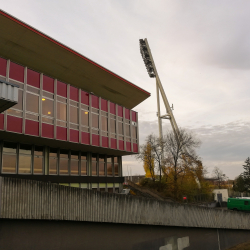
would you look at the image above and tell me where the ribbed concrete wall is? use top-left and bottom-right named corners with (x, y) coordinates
top-left (0, 177), bottom-right (250, 230)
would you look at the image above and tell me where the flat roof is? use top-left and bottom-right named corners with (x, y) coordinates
top-left (0, 10), bottom-right (150, 109)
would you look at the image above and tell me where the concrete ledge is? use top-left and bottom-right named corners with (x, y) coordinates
top-left (0, 177), bottom-right (250, 230)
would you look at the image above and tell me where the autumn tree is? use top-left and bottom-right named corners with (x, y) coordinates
top-left (212, 167), bottom-right (227, 189)
top-left (233, 175), bottom-right (246, 192)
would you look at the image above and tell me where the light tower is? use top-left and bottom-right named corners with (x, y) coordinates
top-left (139, 38), bottom-right (179, 138)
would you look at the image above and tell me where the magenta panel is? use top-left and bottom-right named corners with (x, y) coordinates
top-left (70, 129), bottom-right (79, 143)
top-left (92, 134), bottom-right (99, 146)
top-left (101, 99), bottom-right (108, 112)
top-left (70, 86), bottom-right (78, 102)
top-left (81, 91), bottom-right (89, 105)
top-left (102, 136), bottom-right (108, 148)
top-left (27, 69), bottom-right (40, 88)
top-left (110, 102), bottom-right (116, 115)
top-left (119, 140), bottom-right (124, 151)
top-left (133, 143), bottom-right (138, 153)
top-left (0, 114), bottom-right (4, 130)
top-left (132, 111), bottom-right (137, 122)
top-left (126, 142), bottom-right (131, 152)
top-left (57, 126), bottom-right (67, 141)
top-left (125, 109), bottom-right (130, 120)
top-left (81, 132), bottom-right (90, 145)
top-left (111, 138), bottom-right (117, 149)
top-left (9, 62), bottom-right (24, 82)
top-left (7, 116), bottom-right (22, 133)
top-left (25, 119), bottom-right (39, 136)
top-left (57, 81), bottom-right (67, 97)
top-left (0, 57), bottom-right (7, 76)
top-left (42, 123), bottom-right (54, 138)
top-left (118, 106), bottom-right (123, 117)
top-left (43, 75), bottom-right (54, 93)
top-left (92, 95), bottom-right (99, 109)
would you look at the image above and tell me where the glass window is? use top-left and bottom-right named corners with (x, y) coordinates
top-left (92, 183), bottom-right (98, 189)
top-left (125, 124), bottom-right (130, 137)
top-left (99, 156), bottom-right (105, 176)
top-left (92, 156), bottom-right (97, 176)
top-left (92, 113), bottom-right (99, 128)
top-left (118, 122), bottom-right (123, 135)
top-left (7, 109), bottom-right (23, 117)
top-left (107, 157), bottom-right (113, 176)
top-left (19, 144), bottom-right (32, 174)
top-left (70, 105), bottom-right (78, 124)
top-left (60, 153), bottom-right (69, 175)
top-left (26, 93), bottom-right (39, 114)
top-left (42, 98), bottom-right (54, 117)
top-left (34, 146), bottom-right (43, 174)
top-left (26, 113), bottom-right (39, 121)
top-left (57, 102), bottom-right (67, 121)
top-left (101, 116), bottom-right (108, 131)
top-left (2, 142), bottom-right (17, 173)
top-left (49, 150), bottom-right (58, 175)
top-left (132, 126), bottom-right (137, 139)
top-left (71, 152), bottom-right (79, 175)
top-left (81, 110), bottom-right (89, 127)
top-left (110, 119), bottom-right (116, 134)
top-left (114, 157), bottom-right (119, 176)
top-left (71, 183), bottom-right (80, 188)
top-left (99, 183), bottom-right (106, 192)
top-left (13, 89), bottom-right (23, 110)
top-left (81, 155), bottom-right (87, 175)
top-left (80, 183), bottom-right (88, 189)
top-left (42, 117), bottom-right (54, 124)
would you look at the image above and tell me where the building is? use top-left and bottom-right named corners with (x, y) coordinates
top-left (0, 10), bottom-right (150, 193)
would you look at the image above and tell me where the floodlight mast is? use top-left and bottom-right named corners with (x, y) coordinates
top-left (139, 38), bottom-right (179, 138)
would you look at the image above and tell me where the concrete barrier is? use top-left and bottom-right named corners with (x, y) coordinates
top-left (0, 177), bottom-right (250, 230)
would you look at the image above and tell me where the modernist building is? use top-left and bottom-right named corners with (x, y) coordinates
top-left (0, 10), bottom-right (150, 193)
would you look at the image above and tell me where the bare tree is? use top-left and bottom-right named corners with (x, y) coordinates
top-left (212, 167), bottom-right (227, 189)
top-left (163, 128), bottom-right (201, 198)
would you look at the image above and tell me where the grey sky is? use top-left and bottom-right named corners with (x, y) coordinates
top-left (1, 0), bottom-right (250, 178)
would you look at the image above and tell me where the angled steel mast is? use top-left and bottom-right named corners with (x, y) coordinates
top-left (139, 38), bottom-right (179, 138)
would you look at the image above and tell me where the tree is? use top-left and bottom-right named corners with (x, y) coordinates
top-left (212, 167), bottom-right (227, 189)
top-left (162, 128), bottom-right (201, 199)
top-left (233, 175), bottom-right (246, 192)
top-left (242, 157), bottom-right (250, 191)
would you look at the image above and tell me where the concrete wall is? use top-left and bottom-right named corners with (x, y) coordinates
top-left (1, 177), bottom-right (250, 230)
top-left (213, 189), bottom-right (229, 202)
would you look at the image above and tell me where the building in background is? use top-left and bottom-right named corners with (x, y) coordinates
top-left (0, 10), bottom-right (150, 193)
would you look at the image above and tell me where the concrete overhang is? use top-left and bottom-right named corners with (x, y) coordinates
top-left (0, 79), bottom-right (19, 113)
top-left (0, 10), bottom-right (150, 109)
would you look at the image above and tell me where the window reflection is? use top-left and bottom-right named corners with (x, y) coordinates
top-left (70, 106), bottom-right (78, 124)
top-left (26, 93), bottom-right (39, 114)
top-left (99, 156), bottom-right (105, 176)
top-left (110, 119), bottom-right (116, 134)
top-left (132, 126), bottom-right (137, 139)
top-left (114, 157), bottom-right (119, 176)
top-left (2, 142), bottom-right (17, 173)
top-left (107, 157), bottom-right (113, 176)
top-left (118, 122), bottom-right (123, 135)
top-left (49, 150), bottom-right (58, 175)
top-left (19, 144), bottom-right (32, 174)
top-left (92, 156), bottom-right (97, 176)
top-left (71, 153), bottom-right (79, 175)
top-left (125, 124), bottom-right (130, 137)
top-left (101, 116), bottom-right (108, 131)
top-left (60, 153), bottom-right (69, 175)
top-left (81, 155), bottom-right (87, 175)
top-left (57, 102), bottom-right (67, 121)
top-left (34, 147), bottom-right (43, 174)
top-left (92, 113), bottom-right (99, 128)
top-left (42, 98), bottom-right (54, 117)
top-left (81, 110), bottom-right (89, 127)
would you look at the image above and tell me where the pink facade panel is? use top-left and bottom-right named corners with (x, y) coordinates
top-left (57, 126), bottom-right (67, 141)
top-left (7, 116), bottom-right (22, 133)
top-left (9, 62), bottom-right (24, 82)
top-left (81, 91), bottom-right (89, 105)
top-left (132, 111), bottom-right (137, 122)
top-left (0, 57), bottom-right (7, 76)
top-left (70, 86), bottom-right (78, 101)
top-left (101, 99), bottom-right (108, 112)
top-left (42, 123), bottom-right (54, 138)
top-left (70, 129), bottom-right (79, 143)
top-left (111, 138), bottom-right (117, 149)
top-left (126, 142), bottom-right (131, 152)
top-left (81, 132), bottom-right (90, 145)
top-left (133, 143), bottom-right (138, 153)
top-left (119, 140), bottom-right (124, 151)
top-left (0, 114), bottom-right (4, 130)
top-left (117, 106), bottom-right (123, 117)
top-left (109, 102), bottom-right (116, 115)
top-left (102, 136), bottom-right (108, 148)
top-left (125, 108), bottom-right (130, 120)
top-left (92, 95), bottom-right (99, 109)
top-left (25, 119), bottom-right (39, 136)
top-left (43, 75), bottom-right (54, 93)
top-left (92, 134), bottom-right (99, 146)
top-left (57, 81), bottom-right (67, 97)
top-left (27, 69), bottom-right (40, 88)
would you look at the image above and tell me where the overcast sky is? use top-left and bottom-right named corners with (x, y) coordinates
top-left (1, 1), bottom-right (250, 179)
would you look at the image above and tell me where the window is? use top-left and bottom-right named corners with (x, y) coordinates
top-left (81, 104), bottom-right (89, 128)
top-left (7, 89), bottom-right (23, 117)
top-left (107, 157), bottom-right (113, 176)
top-left (71, 152), bottom-right (79, 175)
top-left (57, 97), bottom-right (67, 127)
top-left (42, 98), bottom-right (54, 117)
top-left (19, 144), bottom-right (32, 174)
top-left (81, 155), bottom-right (87, 175)
top-left (125, 124), bottom-right (130, 137)
top-left (92, 156), bottom-right (97, 175)
top-left (49, 150), bottom-right (58, 175)
top-left (114, 157), bottom-right (119, 176)
top-left (118, 122), bottom-right (123, 136)
top-left (99, 156), bottom-right (105, 176)
top-left (60, 151), bottom-right (69, 175)
top-left (92, 113), bottom-right (99, 129)
top-left (26, 93), bottom-right (39, 114)
top-left (2, 142), bottom-right (17, 173)
top-left (70, 100), bottom-right (79, 129)
top-left (34, 146), bottom-right (43, 174)
top-left (132, 126), bottom-right (137, 139)
top-left (110, 119), bottom-right (116, 134)
top-left (244, 201), bottom-right (249, 205)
